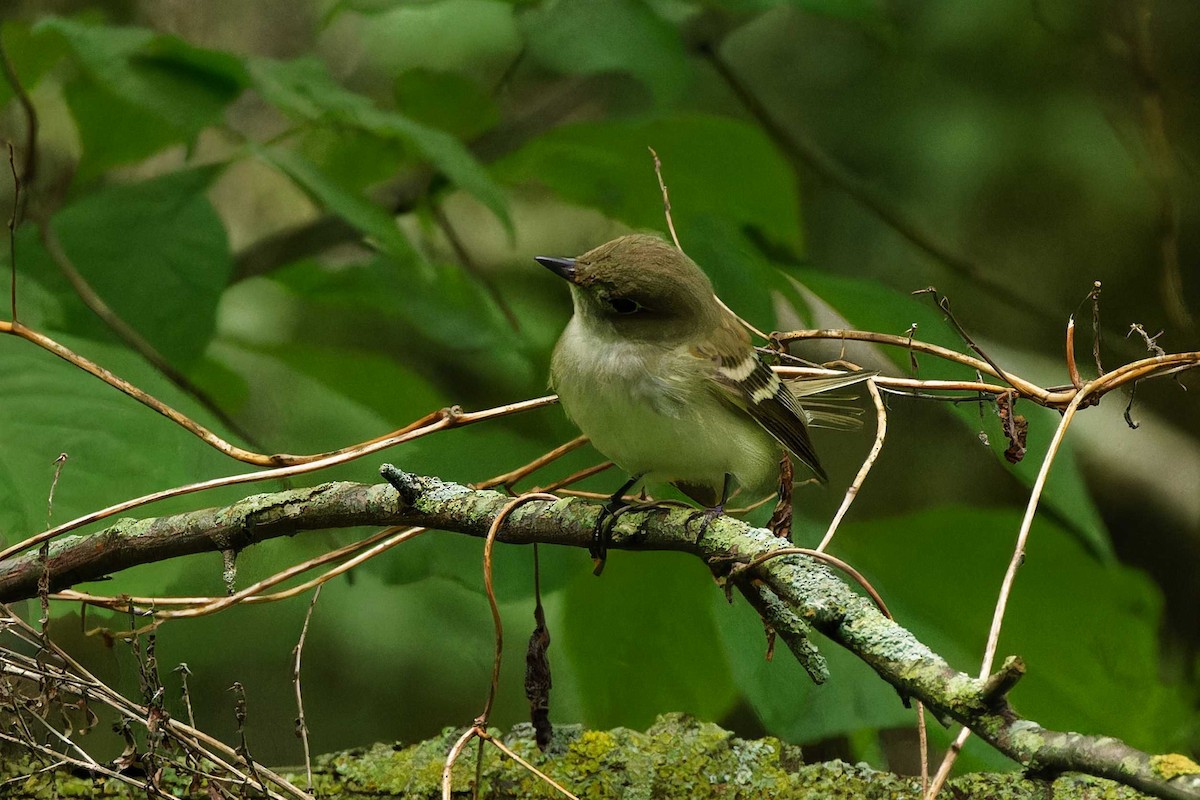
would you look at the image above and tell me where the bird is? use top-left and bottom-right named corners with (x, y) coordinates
top-left (536, 233), bottom-right (867, 573)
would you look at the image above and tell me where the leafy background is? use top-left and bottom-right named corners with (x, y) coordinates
top-left (1, 0), bottom-right (1197, 774)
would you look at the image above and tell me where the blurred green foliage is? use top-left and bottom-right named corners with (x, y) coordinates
top-left (0, 0), bottom-right (1196, 775)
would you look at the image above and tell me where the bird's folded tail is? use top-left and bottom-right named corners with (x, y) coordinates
top-left (785, 371), bottom-right (878, 430)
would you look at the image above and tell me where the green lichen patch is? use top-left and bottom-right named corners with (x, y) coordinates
top-left (1150, 753), bottom-right (1200, 780)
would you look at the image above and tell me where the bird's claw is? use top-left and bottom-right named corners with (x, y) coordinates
top-left (591, 499), bottom-right (681, 575)
top-left (590, 500), bottom-right (626, 576)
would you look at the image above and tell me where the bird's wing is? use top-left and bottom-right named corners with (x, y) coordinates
top-left (693, 316), bottom-right (828, 483)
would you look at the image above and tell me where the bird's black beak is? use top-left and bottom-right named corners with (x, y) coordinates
top-left (535, 255), bottom-right (577, 283)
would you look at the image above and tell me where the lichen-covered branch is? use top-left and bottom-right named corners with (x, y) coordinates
top-left (0, 468), bottom-right (1196, 800)
top-left (0, 714), bottom-right (1172, 800)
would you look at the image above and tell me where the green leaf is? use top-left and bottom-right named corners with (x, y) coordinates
top-left (518, 0), bottom-right (690, 104)
top-left (62, 79), bottom-right (184, 184)
top-left (248, 56), bottom-right (512, 232)
top-left (0, 333), bottom-right (252, 594)
top-left (680, 217), bottom-right (798, 331)
top-left (258, 146), bottom-right (422, 266)
top-left (36, 17), bottom-right (245, 139)
top-left (265, 343), bottom-right (446, 426)
top-left (560, 552), bottom-right (739, 729)
top-left (833, 506), bottom-right (1192, 752)
top-left (273, 256), bottom-right (516, 351)
top-left (697, 0), bottom-right (886, 20)
top-left (495, 115), bottom-right (804, 253)
top-left (49, 167), bottom-right (233, 367)
top-left (209, 341), bottom-right (395, 460)
top-left (976, 405), bottom-right (1110, 559)
top-left (394, 69), bottom-right (499, 141)
top-left (0, 21), bottom-right (69, 110)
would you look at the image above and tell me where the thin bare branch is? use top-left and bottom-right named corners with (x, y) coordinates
top-left (815, 375), bottom-right (886, 553)
top-left (292, 586), bottom-right (321, 793)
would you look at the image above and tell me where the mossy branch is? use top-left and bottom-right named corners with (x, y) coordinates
top-left (0, 468), bottom-right (1196, 800)
top-left (0, 714), bottom-right (1175, 800)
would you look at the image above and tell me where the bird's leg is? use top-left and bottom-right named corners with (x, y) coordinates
top-left (591, 473), bottom-right (644, 576)
top-left (767, 452), bottom-right (794, 542)
top-left (686, 473), bottom-right (734, 543)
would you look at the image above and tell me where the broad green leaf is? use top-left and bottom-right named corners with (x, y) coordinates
top-left (35, 17), bottom-right (245, 140)
top-left (0, 333), bottom-right (254, 595)
top-left (560, 552), bottom-right (739, 729)
top-left (258, 146), bottom-right (422, 266)
top-left (326, 0), bottom-right (521, 82)
top-left (495, 115), bottom-right (804, 253)
top-left (793, 269), bottom-right (1111, 558)
top-left (273, 256), bottom-right (517, 351)
top-left (49, 167), bottom-right (233, 367)
top-left (209, 341), bottom-right (395, 463)
top-left (394, 69), bottom-right (499, 141)
top-left (833, 506), bottom-right (1191, 752)
top-left (63, 79), bottom-right (184, 184)
top-left (265, 344), bottom-right (446, 426)
top-left (247, 56), bottom-right (512, 232)
top-left (681, 216), bottom-right (800, 331)
top-left (518, 0), bottom-right (690, 104)
top-left (0, 21), bottom-right (69, 110)
top-left (698, 0), bottom-right (887, 21)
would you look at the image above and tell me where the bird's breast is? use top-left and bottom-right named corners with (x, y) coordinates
top-left (550, 320), bottom-right (778, 496)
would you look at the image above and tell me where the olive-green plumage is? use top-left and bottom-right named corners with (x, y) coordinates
top-left (538, 234), bottom-right (870, 509)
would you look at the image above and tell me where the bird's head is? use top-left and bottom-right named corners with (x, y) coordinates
top-left (535, 234), bottom-right (720, 342)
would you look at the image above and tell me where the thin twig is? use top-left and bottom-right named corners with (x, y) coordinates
top-left (649, 147), bottom-right (681, 250)
top-left (1, 605), bottom-right (310, 800)
top-left (45, 452), bottom-right (67, 526)
top-left (479, 730), bottom-right (581, 800)
top-left (0, 314), bottom-right (523, 469)
top-left (535, 461), bottom-right (614, 493)
top-left (774, 328), bottom-right (1048, 400)
top-left (1090, 281), bottom-right (1104, 376)
top-left (701, 45), bottom-right (1058, 323)
top-left (1066, 317), bottom-right (1083, 389)
top-left (0, 36), bottom-right (37, 187)
top-left (927, 386), bottom-right (1090, 797)
top-left (292, 586), bottom-right (321, 792)
top-left (0, 396), bottom-right (557, 563)
top-left (479, 494), bottom-right (557, 724)
top-left (142, 527), bottom-right (426, 628)
top-left (476, 435), bottom-right (589, 490)
top-left (6, 143), bottom-right (17, 321)
top-left (431, 201), bottom-right (521, 331)
top-left (912, 287), bottom-right (1023, 392)
top-left (442, 726), bottom-right (480, 800)
top-left (815, 375), bottom-right (886, 553)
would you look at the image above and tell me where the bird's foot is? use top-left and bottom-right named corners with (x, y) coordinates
top-left (591, 499), bottom-right (684, 575)
top-left (590, 499), bottom-right (626, 576)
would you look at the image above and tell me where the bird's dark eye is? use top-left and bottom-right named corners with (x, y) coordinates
top-left (609, 297), bottom-right (642, 315)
